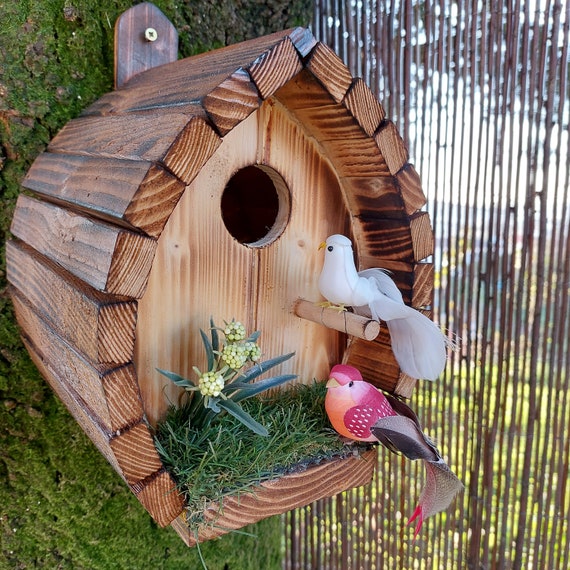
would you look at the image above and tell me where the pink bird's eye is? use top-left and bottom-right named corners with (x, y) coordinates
top-left (348, 381), bottom-right (354, 387)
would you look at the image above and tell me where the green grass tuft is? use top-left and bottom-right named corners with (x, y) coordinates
top-left (155, 381), bottom-right (371, 532)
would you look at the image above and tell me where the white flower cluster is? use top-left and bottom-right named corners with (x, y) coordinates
top-left (221, 343), bottom-right (248, 369)
top-left (224, 320), bottom-right (246, 342)
top-left (220, 321), bottom-right (262, 369)
top-left (198, 371), bottom-right (225, 397)
top-left (244, 341), bottom-right (261, 362)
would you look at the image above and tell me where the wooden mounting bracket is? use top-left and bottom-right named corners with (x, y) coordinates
top-left (114, 2), bottom-right (178, 88)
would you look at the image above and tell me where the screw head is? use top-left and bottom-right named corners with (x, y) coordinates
top-left (144, 27), bottom-right (158, 42)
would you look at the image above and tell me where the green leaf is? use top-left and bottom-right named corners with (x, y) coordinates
top-left (156, 368), bottom-right (195, 389)
top-left (246, 330), bottom-right (261, 343)
top-left (231, 352), bottom-right (295, 385)
top-left (217, 399), bottom-right (269, 436)
top-left (225, 374), bottom-right (297, 402)
top-left (210, 316), bottom-right (219, 352)
top-left (200, 328), bottom-right (215, 370)
top-left (205, 396), bottom-right (221, 413)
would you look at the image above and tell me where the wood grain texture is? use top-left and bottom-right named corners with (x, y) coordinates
top-left (22, 153), bottom-right (184, 237)
top-left (339, 176), bottom-right (406, 220)
top-left (396, 163), bottom-right (427, 214)
top-left (132, 470), bottom-right (185, 527)
top-left (343, 78), bottom-right (386, 136)
top-left (86, 28), bottom-right (312, 117)
top-left (410, 211), bottom-right (435, 261)
top-left (293, 298), bottom-right (380, 341)
top-left (102, 364), bottom-right (146, 431)
top-left (305, 42), bottom-right (353, 103)
top-left (12, 291), bottom-right (112, 427)
top-left (172, 448), bottom-right (377, 545)
top-left (122, 163), bottom-right (187, 237)
top-left (354, 217), bottom-right (415, 261)
top-left (109, 423), bottom-right (164, 484)
top-left (22, 336), bottom-right (123, 476)
top-left (48, 111), bottom-right (203, 161)
top-left (410, 262), bottom-right (434, 308)
top-left (393, 374), bottom-right (417, 399)
top-left (345, 329), bottom-right (401, 393)
top-left (274, 68), bottom-right (338, 110)
top-left (248, 37), bottom-right (303, 99)
top-left (114, 2), bottom-right (178, 88)
top-left (288, 26), bottom-right (318, 56)
top-left (46, 112), bottom-right (223, 189)
top-left (374, 120), bottom-right (409, 175)
top-left (161, 116), bottom-right (222, 183)
top-left (202, 68), bottom-right (261, 136)
top-left (11, 290), bottom-right (144, 432)
top-left (6, 240), bottom-right (136, 365)
top-left (15, 284), bottom-right (175, 524)
top-left (134, 99), bottom-right (348, 426)
top-left (289, 102), bottom-right (378, 145)
top-left (10, 194), bottom-right (156, 297)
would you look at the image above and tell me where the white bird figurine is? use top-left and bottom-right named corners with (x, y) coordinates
top-left (318, 234), bottom-right (448, 380)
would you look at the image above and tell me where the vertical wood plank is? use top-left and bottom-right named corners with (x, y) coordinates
top-left (115, 2), bottom-right (178, 88)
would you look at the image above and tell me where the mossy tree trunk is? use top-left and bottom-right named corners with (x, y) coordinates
top-left (0, 1), bottom-right (311, 567)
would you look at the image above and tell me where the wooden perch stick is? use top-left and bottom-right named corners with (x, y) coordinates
top-left (293, 298), bottom-right (380, 341)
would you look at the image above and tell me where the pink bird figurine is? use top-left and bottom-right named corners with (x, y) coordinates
top-left (325, 364), bottom-right (463, 536)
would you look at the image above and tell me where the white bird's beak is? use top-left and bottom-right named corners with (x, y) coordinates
top-left (318, 241), bottom-right (326, 250)
top-left (326, 377), bottom-right (340, 388)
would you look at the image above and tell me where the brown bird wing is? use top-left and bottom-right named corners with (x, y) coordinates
top-left (370, 415), bottom-right (439, 461)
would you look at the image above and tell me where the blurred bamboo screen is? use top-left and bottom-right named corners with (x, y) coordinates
top-left (284, 1), bottom-right (570, 568)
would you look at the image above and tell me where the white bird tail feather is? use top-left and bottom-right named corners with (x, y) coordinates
top-left (355, 268), bottom-right (447, 380)
top-left (386, 313), bottom-right (447, 380)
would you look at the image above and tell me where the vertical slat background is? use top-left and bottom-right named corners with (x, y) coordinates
top-left (286, 1), bottom-right (570, 568)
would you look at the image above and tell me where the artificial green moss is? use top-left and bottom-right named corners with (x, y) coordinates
top-left (155, 382), bottom-right (370, 533)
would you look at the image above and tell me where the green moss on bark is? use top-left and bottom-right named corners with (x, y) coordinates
top-left (0, 1), bottom-right (312, 567)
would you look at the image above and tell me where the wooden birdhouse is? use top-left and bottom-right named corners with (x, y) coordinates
top-left (7, 3), bottom-right (435, 546)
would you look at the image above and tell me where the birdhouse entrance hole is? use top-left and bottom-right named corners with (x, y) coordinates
top-left (220, 165), bottom-right (290, 247)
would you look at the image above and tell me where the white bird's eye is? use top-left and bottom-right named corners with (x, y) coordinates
top-left (327, 245), bottom-right (334, 252)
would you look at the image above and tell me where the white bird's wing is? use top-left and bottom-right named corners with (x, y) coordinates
top-left (358, 268), bottom-right (403, 303)
top-left (356, 269), bottom-right (447, 380)
top-left (353, 268), bottom-right (408, 321)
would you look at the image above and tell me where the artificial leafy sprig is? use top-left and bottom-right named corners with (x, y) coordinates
top-left (157, 318), bottom-right (296, 436)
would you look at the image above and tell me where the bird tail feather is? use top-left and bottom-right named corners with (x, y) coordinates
top-left (371, 402), bottom-right (463, 535)
top-left (386, 312), bottom-right (447, 380)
